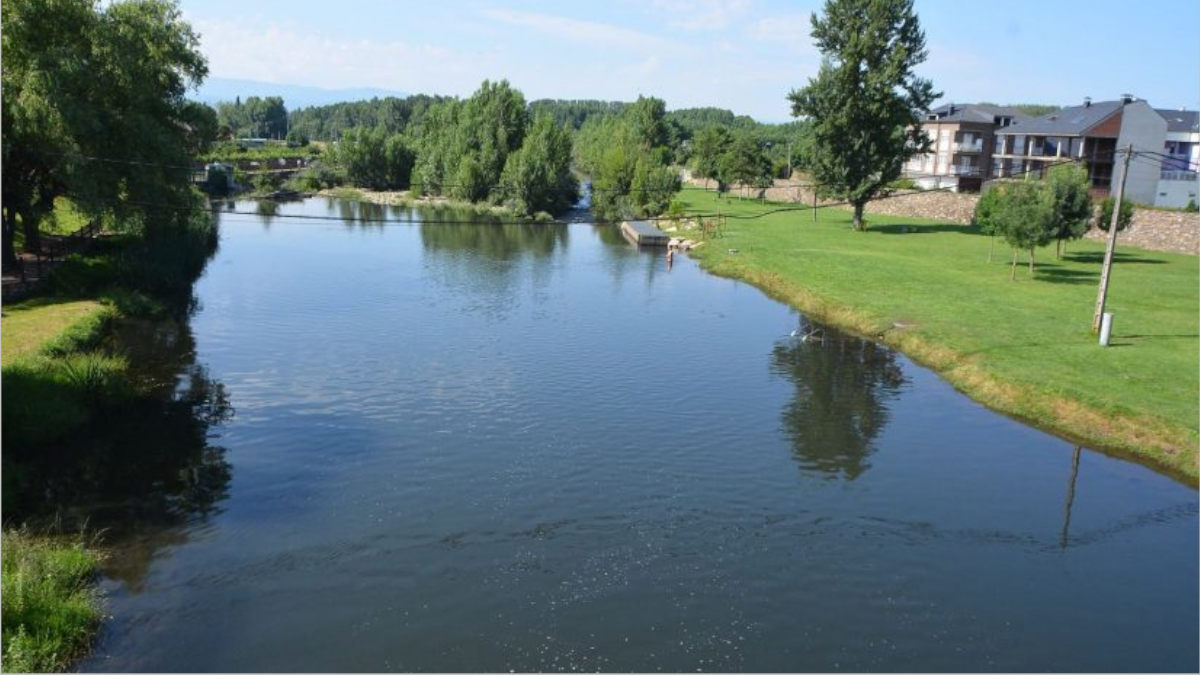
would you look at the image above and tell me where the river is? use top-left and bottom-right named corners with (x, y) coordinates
top-left (74, 197), bottom-right (1196, 672)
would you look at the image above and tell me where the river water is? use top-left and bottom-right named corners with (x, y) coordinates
top-left (78, 197), bottom-right (1196, 672)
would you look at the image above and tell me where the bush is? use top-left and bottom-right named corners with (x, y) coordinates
top-left (285, 129), bottom-right (309, 148)
top-left (285, 162), bottom-right (346, 192)
top-left (3, 352), bottom-right (132, 447)
top-left (43, 255), bottom-right (118, 297)
top-left (1096, 196), bottom-right (1134, 232)
top-left (1186, 199), bottom-right (1198, 213)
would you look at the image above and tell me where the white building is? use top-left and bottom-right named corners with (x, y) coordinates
top-left (991, 96), bottom-right (1166, 205)
top-left (1154, 109), bottom-right (1199, 209)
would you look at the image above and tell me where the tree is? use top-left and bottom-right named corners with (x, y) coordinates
top-left (629, 96), bottom-right (668, 151)
top-left (1095, 196), bottom-right (1134, 233)
top-left (180, 101), bottom-right (219, 155)
top-left (500, 113), bottom-right (578, 216)
top-left (335, 126), bottom-right (414, 190)
top-left (2, 0), bottom-right (208, 264)
top-left (787, 0), bottom-right (938, 230)
top-left (973, 183), bottom-right (1006, 262)
top-left (718, 132), bottom-right (773, 197)
top-left (1045, 164), bottom-right (1093, 258)
top-left (412, 80), bottom-right (528, 205)
top-left (986, 181), bottom-right (1056, 279)
top-left (689, 126), bottom-right (731, 188)
top-left (574, 101), bottom-right (679, 220)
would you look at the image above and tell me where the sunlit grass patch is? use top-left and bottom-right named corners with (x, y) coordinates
top-left (1, 530), bottom-right (101, 673)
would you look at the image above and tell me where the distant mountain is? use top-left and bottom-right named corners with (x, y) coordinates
top-left (193, 77), bottom-right (408, 110)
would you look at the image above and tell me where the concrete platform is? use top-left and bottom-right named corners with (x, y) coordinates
top-left (620, 220), bottom-right (669, 246)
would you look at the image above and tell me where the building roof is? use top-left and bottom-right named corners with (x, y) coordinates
top-left (995, 100), bottom-right (1126, 136)
top-left (1156, 109), bottom-right (1199, 133)
top-left (924, 103), bottom-right (1026, 124)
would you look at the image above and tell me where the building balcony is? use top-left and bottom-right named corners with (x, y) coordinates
top-left (954, 141), bottom-right (984, 153)
top-left (1161, 170), bottom-right (1198, 181)
top-left (947, 166), bottom-right (982, 177)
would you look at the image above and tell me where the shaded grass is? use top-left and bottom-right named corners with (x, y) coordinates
top-left (1, 530), bottom-right (101, 674)
top-left (2, 299), bottom-right (114, 367)
top-left (679, 190), bottom-right (1199, 482)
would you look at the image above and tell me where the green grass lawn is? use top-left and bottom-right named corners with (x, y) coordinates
top-left (1, 298), bottom-right (116, 672)
top-left (2, 299), bottom-right (110, 367)
top-left (675, 189), bottom-right (1199, 482)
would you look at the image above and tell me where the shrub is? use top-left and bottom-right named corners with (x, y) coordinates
top-left (1096, 196), bottom-right (1134, 232)
top-left (285, 162), bottom-right (347, 192)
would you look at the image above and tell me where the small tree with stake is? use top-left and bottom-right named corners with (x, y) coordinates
top-left (974, 184), bottom-right (1005, 263)
top-left (1045, 164), bottom-right (1093, 259)
top-left (988, 181), bottom-right (1056, 279)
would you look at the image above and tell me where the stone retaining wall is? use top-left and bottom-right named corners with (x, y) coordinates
top-left (684, 173), bottom-right (1199, 255)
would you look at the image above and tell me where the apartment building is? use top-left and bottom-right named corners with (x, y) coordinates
top-left (1154, 108), bottom-right (1199, 208)
top-left (990, 96), bottom-right (1166, 204)
top-left (903, 103), bottom-right (1024, 192)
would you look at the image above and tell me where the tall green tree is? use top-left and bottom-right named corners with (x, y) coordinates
top-left (500, 114), bottom-right (578, 216)
top-left (2, 0), bottom-right (208, 264)
top-left (787, 0), bottom-right (938, 230)
top-left (335, 126), bottom-right (414, 190)
top-left (690, 126), bottom-right (731, 188)
top-left (1045, 164), bottom-right (1093, 258)
top-left (629, 95), bottom-right (668, 152)
top-left (718, 132), bottom-right (773, 196)
top-left (412, 80), bottom-right (528, 205)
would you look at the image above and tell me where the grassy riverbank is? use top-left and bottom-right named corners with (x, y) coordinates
top-left (1, 299), bottom-right (113, 672)
top-left (1, 531), bottom-right (101, 673)
top-left (676, 189), bottom-right (1199, 483)
top-left (2, 199), bottom-right (220, 671)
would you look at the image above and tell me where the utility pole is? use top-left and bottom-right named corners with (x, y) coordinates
top-left (786, 141), bottom-right (793, 179)
top-left (1092, 144), bottom-right (1133, 332)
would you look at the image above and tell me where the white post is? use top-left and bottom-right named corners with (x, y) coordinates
top-left (1099, 312), bottom-right (1114, 346)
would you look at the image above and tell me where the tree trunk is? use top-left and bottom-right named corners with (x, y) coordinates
top-left (1029, 247), bottom-right (1036, 274)
top-left (1010, 248), bottom-right (1017, 280)
top-left (852, 202), bottom-right (865, 231)
top-left (21, 204), bottom-right (40, 255)
top-left (2, 207), bottom-right (16, 268)
top-left (988, 235), bottom-right (995, 263)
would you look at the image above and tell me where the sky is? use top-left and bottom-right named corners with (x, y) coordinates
top-left (178, 0), bottom-right (1200, 122)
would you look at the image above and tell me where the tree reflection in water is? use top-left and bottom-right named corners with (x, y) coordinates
top-left (2, 318), bottom-right (234, 588)
top-left (770, 317), bottom-right (906, 480)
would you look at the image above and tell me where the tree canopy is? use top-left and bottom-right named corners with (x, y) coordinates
top-left (574, 96), bottom-right (680, 220)
top-left (2, 0), bottom-right (208, 264)
top-left (216, 96), bottom-right (287, 139)
top-left (500, 113), bottom-right (579, 216)
top-left (787, 0), bottom-right (939, 229)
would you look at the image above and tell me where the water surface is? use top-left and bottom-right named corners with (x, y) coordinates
top-left (78, 197), bottom-right (1197, 672)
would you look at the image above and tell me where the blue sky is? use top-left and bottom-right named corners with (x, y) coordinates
top-left (179, 0), bottom-right (1200, 121)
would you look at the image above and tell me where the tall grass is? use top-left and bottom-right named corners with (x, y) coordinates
top-left (1, 530), bottom-right (100, 674)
